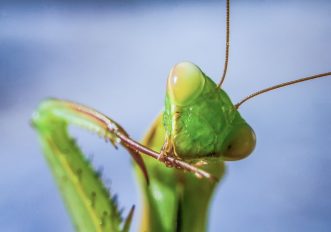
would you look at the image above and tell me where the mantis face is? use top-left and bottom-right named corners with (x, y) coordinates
top-left (163, 62), bottom-right (256, 161)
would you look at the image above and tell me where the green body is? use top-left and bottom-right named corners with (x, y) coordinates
top-left (32, 62), bottom-right (255, 231)
top-left (138, 62), bottom-right (254, 231)
top-left (138, 114), bottom-right (224, 232)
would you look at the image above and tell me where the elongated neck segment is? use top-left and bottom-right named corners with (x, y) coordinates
top-left (139, 114), bottom-right (225, 232)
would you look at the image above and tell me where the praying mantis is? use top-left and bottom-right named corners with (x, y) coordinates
top-left (32, 0), bottom-right (331, 231)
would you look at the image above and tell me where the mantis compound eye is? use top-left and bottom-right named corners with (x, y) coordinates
top-left (167, 62), bottom-right (205, 106)
top-left (222, 124), bottom-right (256, 161)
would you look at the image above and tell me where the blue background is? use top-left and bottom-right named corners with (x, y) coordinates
top-left (0, 0), bottom-right (330, 231)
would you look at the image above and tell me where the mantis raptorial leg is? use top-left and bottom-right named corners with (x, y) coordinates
top-left (32, 97), bottom-right (216, 232)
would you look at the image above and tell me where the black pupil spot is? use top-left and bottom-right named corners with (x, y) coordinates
top-left (227, 144), bottom-right (232, 150)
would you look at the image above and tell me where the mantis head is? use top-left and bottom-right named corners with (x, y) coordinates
top-left (163, 61), bottom-right (256, 162)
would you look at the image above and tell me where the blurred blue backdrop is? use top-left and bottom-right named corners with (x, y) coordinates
top-left (0, 0), bottom-right (330, 231)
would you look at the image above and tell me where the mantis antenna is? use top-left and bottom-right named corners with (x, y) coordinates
top-left (235, 72), bottom-right (331, 109)
top-left (216, 1), bottom-right (330, 107)
top-left (217, 0), bottom-right (230, 88)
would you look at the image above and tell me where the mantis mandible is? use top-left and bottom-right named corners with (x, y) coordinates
top-left (32, 0), bottom-right (331, 231)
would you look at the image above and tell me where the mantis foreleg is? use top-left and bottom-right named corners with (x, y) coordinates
top-left (32, 98), bottom-right (212, 232)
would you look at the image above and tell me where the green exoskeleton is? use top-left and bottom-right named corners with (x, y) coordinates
top-left (32, 0), bottom-right (331, 231)
top-left (138, 61), bottom-right (256, 232)
top-left (32, 61), bottom-right (256, 232)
